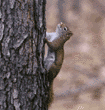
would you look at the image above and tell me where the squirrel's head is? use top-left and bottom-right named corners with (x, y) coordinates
top-left (56, 22), bottom-right (73, 41)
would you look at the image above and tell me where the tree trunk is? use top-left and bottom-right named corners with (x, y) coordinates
top-left (0, 0), bottom-right (48, 110)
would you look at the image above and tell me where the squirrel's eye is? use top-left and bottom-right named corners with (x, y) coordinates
top-left (64, 27), bottom-right (67, 31)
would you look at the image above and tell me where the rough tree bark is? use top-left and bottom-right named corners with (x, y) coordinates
top-left (0, 0), bottom-right (48, 110)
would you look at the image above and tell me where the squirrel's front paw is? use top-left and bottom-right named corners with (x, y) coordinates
top-left (44, 37), bottom-right (47, 43)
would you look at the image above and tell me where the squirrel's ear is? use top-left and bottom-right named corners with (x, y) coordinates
top-left (60, 22), bottom-right (63, 24)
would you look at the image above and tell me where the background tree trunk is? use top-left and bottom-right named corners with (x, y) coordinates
top-left (0, 0), bottom-right (48, 110)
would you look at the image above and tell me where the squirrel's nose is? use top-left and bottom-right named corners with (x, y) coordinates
top-left (69, 31), bottom-right (73, 36)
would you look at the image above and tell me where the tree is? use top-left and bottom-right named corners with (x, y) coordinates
top-left (0, 0), bottom-right (48, 109)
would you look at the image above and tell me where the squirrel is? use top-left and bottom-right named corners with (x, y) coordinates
top-left (44, 22), bottom-right (73, 107)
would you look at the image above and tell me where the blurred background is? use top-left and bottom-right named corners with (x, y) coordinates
top-left (46, 0), bottom-right (105, 110)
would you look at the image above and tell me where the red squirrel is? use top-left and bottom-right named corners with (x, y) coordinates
top-left (44, 22), bottom-right (73, 107)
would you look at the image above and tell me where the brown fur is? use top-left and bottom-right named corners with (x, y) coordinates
top-left (44, 22), bottom-right (73, 107)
